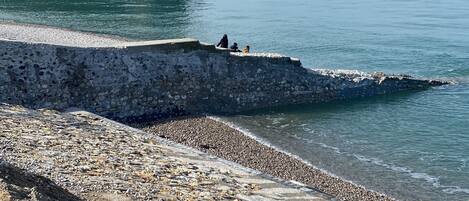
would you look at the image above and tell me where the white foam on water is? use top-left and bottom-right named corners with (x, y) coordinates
top-left (352, 153), bottom-right (469, 195)
top-left (290, 132), bottom-right (343, 154)
top-left (459, 158), bottom-right (468, 171)
top-left (271, 118), bottom-right (282, 125)
top-left (318, 143), bottom-right (342, 154)
top-left (442, 186), bottom-right (469, 194)
top-left (409, 172), bottom-right (439, 184)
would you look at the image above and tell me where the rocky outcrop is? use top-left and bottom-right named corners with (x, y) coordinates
top-left (0, 38), bottom-right (446, 121)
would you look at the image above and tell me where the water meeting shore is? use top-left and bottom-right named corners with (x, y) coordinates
top-left (135, 116), bottom-right (396, 201)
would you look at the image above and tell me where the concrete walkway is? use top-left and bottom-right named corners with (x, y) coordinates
top-left (0, 104), bottom-right (333, 200)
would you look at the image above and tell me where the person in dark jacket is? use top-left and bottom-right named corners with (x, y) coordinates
top-left (230, 42), bottom-right (241, 52)
top-left (217, 34), bottom-right (228, 48)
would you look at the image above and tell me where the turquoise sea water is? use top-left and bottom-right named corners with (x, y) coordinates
top-left (1, 0), bottom-right (469, 200)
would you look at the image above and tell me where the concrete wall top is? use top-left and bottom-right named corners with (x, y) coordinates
top-left (0, 36), bottom-right (302, 65)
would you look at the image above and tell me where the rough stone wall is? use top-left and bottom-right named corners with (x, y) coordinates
top-left (0, 39), bottom-right (442, 121)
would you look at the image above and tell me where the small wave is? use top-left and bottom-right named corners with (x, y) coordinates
top-left (266, 116), bottom-right (285, 125)
top-left (443, 186), bottom-right (469, 194)
top-left (318, 142), bottom-right (342, 154)
top-left (459, 158), bottom-right (468, 171)
top-left (409, 172), bottom-right (439, 184)
top-left (353, 154), bottom-right (413, 174)
top-left (290, 132), bottom-right (343, 154)
top-left (443, 67), bottom-right (469, 77)
top-left (353, 154), bottom-right (469, 195)
top-left (432, 67), bottom-right (469, 84)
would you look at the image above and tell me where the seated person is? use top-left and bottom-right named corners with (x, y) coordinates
top-left (242, 45), bottom-right (250, 54)
top-left (230, 42), bottom-right (241, 52)
top-left (216, 34), bottom-right (228, 48)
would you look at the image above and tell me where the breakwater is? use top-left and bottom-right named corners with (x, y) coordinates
top-left (0, 37), bottom-right (445, 121)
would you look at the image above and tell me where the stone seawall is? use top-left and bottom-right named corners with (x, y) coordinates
top-left (0, 38), bottom-right (444, 121)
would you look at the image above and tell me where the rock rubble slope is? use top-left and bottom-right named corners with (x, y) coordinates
top-left (0, 103), bottom-right (332, 201)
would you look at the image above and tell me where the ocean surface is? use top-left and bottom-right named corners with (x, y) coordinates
top-left (1, 0), bottom-right (468, 200)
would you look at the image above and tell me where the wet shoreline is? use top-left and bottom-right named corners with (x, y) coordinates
top-left (136, 116), bottom-right (397, 201)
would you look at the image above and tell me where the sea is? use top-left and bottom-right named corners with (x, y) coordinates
top-left (1, 0), bottom-right (468, 200)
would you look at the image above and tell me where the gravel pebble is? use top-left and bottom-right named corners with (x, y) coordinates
top-left (138, 116), bottom-right (397, 201)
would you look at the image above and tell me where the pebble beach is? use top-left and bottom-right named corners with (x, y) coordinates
top-left (137, 117), bottom-right (396, 201)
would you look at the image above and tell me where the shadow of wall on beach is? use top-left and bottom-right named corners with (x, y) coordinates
top-left (0, 161), bottom-right (82, 201)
